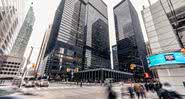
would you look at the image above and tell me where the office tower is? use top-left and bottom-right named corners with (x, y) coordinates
top-left (83, 0), bottom-right (110, 69)
top-left (44, 0), bottom-right (86, 76)
top-left (0, 0), bottom-right (27, 55)
top-left (36, 25), bottom-right (52, 76)
top-left (0, 1), bottom-right (34, 79)
top-left (142, 0), bottom-right (185, 94)
top-left (11, 7), bottom-right (35, 58)
top-left (114, 0), bottom-right (148, 73)
top-left (44, 0), bottom-right (110, 77)
top-left (0, 55), bottom-right (23, 78)
top-left (112, 45), bottom-right (119, 70)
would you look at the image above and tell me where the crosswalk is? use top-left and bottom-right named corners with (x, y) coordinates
top-left (113, 86), bottom-right (159, 99)
top-left (20, 85), bottom-right (102, 91)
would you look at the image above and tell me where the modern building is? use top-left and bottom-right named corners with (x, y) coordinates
top-left (0, 0), bottom-right (28, 55)
top-left (44, 0), bottom-right (87, 77)
top-left (114, 0), bottom-right (148, 75)
top-left (142, 0), bottom-right (185, 94)
top-left (10, 6), bottom-right (35, 58)
top-left (0, 2), bottom-right (34, 80)
top-left (82, 0), bottom-right (110, 70)
top-left (0, 55), bottom-right (23, 79)
top-left (44, 0), bottom-right (111, 78)
top-left (112, 45), bottom-right (119, 70)
top-left (36, 25), bottom-right (52, 76)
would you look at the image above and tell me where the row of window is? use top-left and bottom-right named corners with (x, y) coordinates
top-left (0, 68), bottom-right (19, 71)
top-left (1, 65), bottom-right (20, 68)
top-left (0, 72), bottom-right (17, 75)
top-left (3, 61), bottom-right (21, 65)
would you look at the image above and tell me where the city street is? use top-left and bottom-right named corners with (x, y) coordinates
top-left (3, 83), bottom-right (159, 99)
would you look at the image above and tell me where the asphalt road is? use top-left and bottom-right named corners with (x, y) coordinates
top-left (1, 83), bottom-right (160, 99)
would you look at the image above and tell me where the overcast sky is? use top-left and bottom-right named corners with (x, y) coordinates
top-left (25, 0), bottom-right (158, 64)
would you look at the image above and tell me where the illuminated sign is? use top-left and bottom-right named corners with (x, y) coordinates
top-left (147, 52), bottom-right (185, 67)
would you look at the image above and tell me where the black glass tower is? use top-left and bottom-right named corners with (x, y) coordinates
top-left (114, 0), bottom-right (148, 74)
top-left (44, 0), bottom-right (110, 77)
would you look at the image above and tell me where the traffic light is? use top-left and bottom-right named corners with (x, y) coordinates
top-left (144, 73), bottom-right (149, 78)
top-left (130, 64), bottom-right (136, 70)
top-left (32, 64), bottom-right (36, 68)
top-left (181, 48), bottom-right (185, 54)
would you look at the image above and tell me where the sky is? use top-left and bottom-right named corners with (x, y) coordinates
top-left (25, 0), bottom-right (158, 64)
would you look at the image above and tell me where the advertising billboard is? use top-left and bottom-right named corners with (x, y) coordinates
top-left (148, 52), bottom-right (185, 67)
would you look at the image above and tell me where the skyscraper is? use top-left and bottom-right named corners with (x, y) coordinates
top-left (44, 0), bottom-right (87, 76)
top-left (44, 0), bottom-right (110, 77)
top-left (11, 7), bottom-right (35, 58)
top-left (0, 1), bottom-right (34, 79)
top-left (83, 0), bottom-right (110, 69)
top-left (114, 0), bottom-right (147, 73)
top-left (0, 0), bottom-right (27, 55)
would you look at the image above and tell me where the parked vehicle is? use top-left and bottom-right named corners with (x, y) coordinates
top-left (35, 76), bottom-right (49, 87)
top-left (24, 76), bottom-right (36, 87)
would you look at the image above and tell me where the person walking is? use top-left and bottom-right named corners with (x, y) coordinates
top-left (149, 81), bottom-right (154, 92)
top-left (140, 85), bottom-right (146, 99)
top-left (127, 85), bottom-right (135, 99)
top-left (80, 80), bottom-right (83, 87)
top-left (107, 85), bottom-right (117, 99)
top-left (144, 82), bottom-right (149, 92)
top-left (134, 83), bottom-right (141, 99)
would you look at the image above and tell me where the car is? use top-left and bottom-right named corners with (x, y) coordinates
top-left (35, 76), bottom-right (49, 87)
top-left (24, 76), bottom-right (36, 87)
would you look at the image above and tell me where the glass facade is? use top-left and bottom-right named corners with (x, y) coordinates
top-left (44, 0), bottom-right (86, 75)
top-left (10, 7), bottom-right (35, 58)
top-left (44, 0), bottom-right (110, 77)
top-left (114, 0), bottom-right (147, 72)
top-left (83, 0), bottom-right (110, 69)
top-left (0, 0), bottom-right (29, 55)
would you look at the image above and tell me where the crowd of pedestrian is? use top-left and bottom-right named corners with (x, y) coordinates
top-left (125, 81), bottom-right (183, 99)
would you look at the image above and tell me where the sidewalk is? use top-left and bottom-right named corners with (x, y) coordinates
top-left (112, 85), bottom-right (159, 99)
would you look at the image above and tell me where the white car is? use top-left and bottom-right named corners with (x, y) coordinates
top-left (36, 79), bottom-right (49, 87)
top-left (25, 81), bottom-right (35, 87)
top-left (24, 76), bottom-right (36, 87)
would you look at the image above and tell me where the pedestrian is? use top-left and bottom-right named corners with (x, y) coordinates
top-left (140, 85), bottom-right (146, 99)
top-left (154, 81), bottom-right (163, 98)
top-left (134, 83), bottom-right (141, 99)
top-left (80, 80), bottom-right (83, 87)
top-left (107, 85), bottom-right (117, 99)
top-left (149, 81), bottom-right (154, 92)
top-left (160, 82), bottom-right (183, 99)
top-left (127, 85), bottom-right (135, 99)
top-left (144, 82), bottom-right (149, 92)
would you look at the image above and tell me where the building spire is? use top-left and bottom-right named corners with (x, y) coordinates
top-left (148, 0), bottom-right (151, 6)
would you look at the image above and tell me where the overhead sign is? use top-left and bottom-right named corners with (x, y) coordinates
top-left (147, 52), bottom-right (185, 67)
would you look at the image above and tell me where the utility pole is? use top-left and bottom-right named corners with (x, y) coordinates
top-left (19, 46), bottom-right (33, 88)
top-left (25, 46), bottom-right (34, 71)
top-left (148, 0), bottom-right (151, 6)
